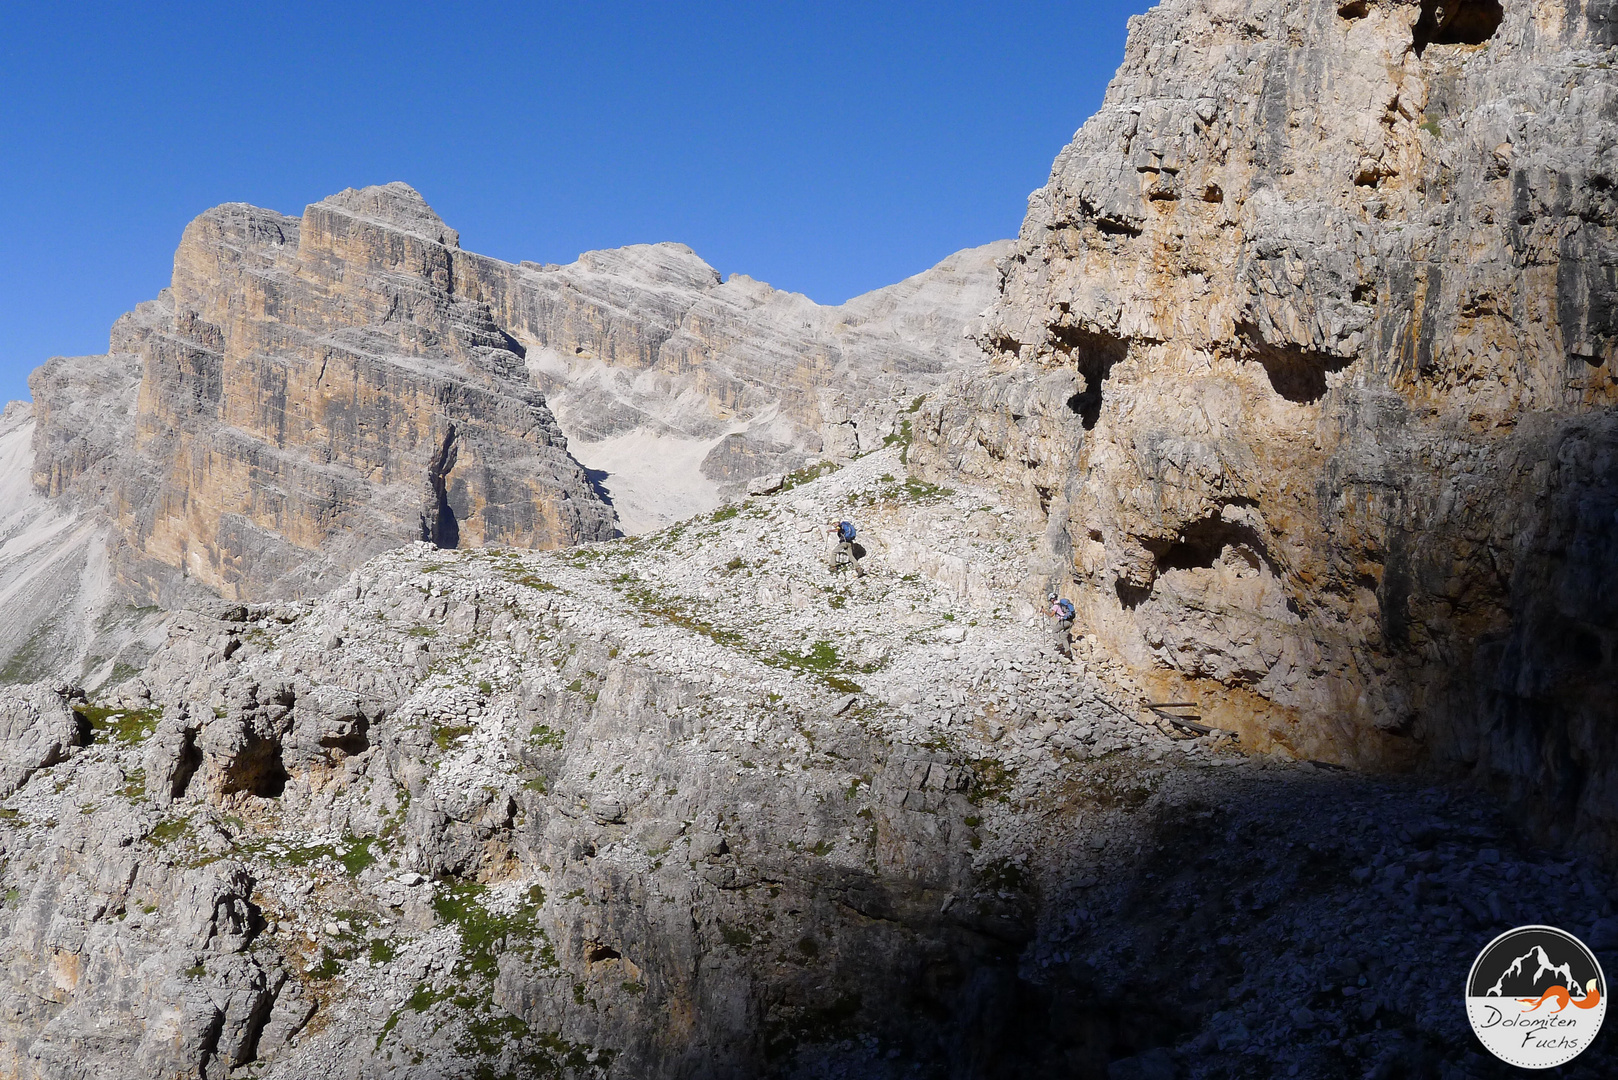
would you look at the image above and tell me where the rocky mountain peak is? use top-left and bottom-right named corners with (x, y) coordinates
top-left (569, 242), bottom-right (722, 290)
top-left (3, 0), bottom-right (1618, 1075)
top-left (315, 181), bottom-right (461, 248)
top-left (0, 1), bottom-right (1615, 1073)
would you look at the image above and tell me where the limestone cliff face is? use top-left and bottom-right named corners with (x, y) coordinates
top-left (914, 0), bottom-right (1618, 845)
top-left (471, 239), bottom-right (1007, 528)
top-left (460, 238), bottom-right (1005, 456)
top-left (32, 184), bottom-right (617, 604)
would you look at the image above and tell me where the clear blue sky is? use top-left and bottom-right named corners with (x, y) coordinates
top-left (0, 1), bottom-right (1149, 404)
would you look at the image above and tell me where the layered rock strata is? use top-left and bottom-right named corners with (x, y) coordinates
top-left (31, 185), bottom-right (617, 606)
top-left (0, 401), bottom-right (167, 685)
top-left (484, 238), bottom-right (1008, 529)
top-left (914, 0), bottom-right (1618, 847)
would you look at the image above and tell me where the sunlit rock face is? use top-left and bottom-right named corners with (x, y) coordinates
top-left (29, 183), bottom-right (616, 606)
top-left (914, 0), bottom-right (1618, 846)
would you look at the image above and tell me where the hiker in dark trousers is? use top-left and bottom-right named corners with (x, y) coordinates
top-left (827, 520), bottom-right (863, 577)
top-left (1048, 592), bottom-right (1075, 658)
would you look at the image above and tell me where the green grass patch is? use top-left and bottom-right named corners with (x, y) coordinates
top-left (406, 982), bottom-right (448, 1014)
top-left (234, 834), bottom-right (379, 876)
top-left (977, 855), bottom-right (1030, 892)
top-left (308, 949), bottom-right (345, 980)
top-left (433, 880), bottom-right (554, 979)
top-left (967, 757), bottom-right (1017, 805)
top-left (118, 768), bottom-right (147, 801)
top-left (73, 703), bottom-right (162, 746)
top-left (847, 473), bottom-right (952, 510)
top-left (512, 574), bottom-right (558, 591)
top-left (718, 920), bottom-right (754, 949)
top-left (434, 722), bottom-right (476, 750)
top-left (779, 461), bottom-right (841, 492)
top-left (778, 641), bottom-right (838, 672)
top-left (901, 477), bottom-right (951, 502)
top-left (529, 724), bottom-right (565, 750)
top-left (147, 816), bottom-right (192, 847)
top-left (882, 416), bottom-right (914, 456)
top-left (623, 583), bottom-right (747, 649)
top-left (770, 640), bottom-right (863, 694)
top-left (338, 838), bottom-right (378, 876)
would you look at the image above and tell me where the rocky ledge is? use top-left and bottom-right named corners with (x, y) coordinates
top-left (0, 448), bottom-right (1609, 1078)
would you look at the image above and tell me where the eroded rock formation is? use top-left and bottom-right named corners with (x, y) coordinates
top-left (914, 0), bottom-right (1618, 847)
top-left (2, 450), bottom-right (1609, 1079)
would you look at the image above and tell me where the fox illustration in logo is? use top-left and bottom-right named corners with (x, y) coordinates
top-left (1518, 979), bottom-right (1603, 1013)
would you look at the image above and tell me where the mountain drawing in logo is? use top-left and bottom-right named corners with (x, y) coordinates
top-left (1468, 927), bottom-right (1605, 1001)
top-left (1487, 944), bottom-right (1579, 997)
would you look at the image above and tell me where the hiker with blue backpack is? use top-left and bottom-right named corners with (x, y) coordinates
top-left (1048, 591), bottom-right (1075, 658)
top-left (827, 519), bottom-right (864, 577)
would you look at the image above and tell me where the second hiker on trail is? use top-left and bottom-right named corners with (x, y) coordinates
top-left (827, 519), bottom-right (864, 577)
top-left (1048, 592), bottom-right (1075, 658)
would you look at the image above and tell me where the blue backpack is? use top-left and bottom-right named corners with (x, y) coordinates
top-left (838, 521), bottom-right (856, 542)
top-left (1055, 598), bottom-right (1075, 620)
